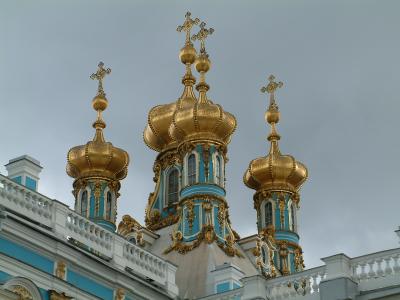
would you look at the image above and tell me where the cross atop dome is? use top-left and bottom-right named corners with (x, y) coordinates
top-left (261, 74), bottom-right (283, 110)
top-left (192, 21), bottom-right (214, 54)
top-left (90, 61), bottom-right (111, 98)
top-left (177, 12), bottom-right (200, 45)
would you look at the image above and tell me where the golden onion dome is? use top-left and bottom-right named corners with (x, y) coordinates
top-left (143, 12), bottom-right (200, 152)
top-left (67, 62), bottom-right (130, 181)
top-left (169, 23), bottom-right (237, 146)
top-left (244, 75), bottom-right (308, 193)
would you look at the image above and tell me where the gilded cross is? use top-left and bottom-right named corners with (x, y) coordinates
top-left (261, 75), bottom-right (283, 108)
top-left (192, 21), bottom-right (214, 54)
top-left (90, 62), bottom-right (111, 97)
top-left (177, 12), bottom-right (200, 45)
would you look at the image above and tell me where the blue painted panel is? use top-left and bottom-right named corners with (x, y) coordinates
top-left (12, 176), bottom-right (22, 185)
top-left (67, 270), bottom-right (113, 300)
top-left (183, 204), bottom-right (201, 239)
top-left (181, 184), bottom-right (225, 198)
top-left (214, 206), bottom-right (222, 236)
top-left (275, 232), bottom-right (299, 244)
top-left (40, 288), bottom-right (50, 300)
top-left (197, 146), bottom-right (205, 183)
top-left (233, 282), bottom-right (241, 289)
top-left (216, 281), bottom-right (230, 293)
top-left (274, 205), bottom-right (280, 229)
top-left (0, 236), bottom-right (54, 274)
top-left (95, 220), bottom-right (116, 232)
top-left (25, 176), bottom-right (37, 190)
top-left (0, 270), bottom-right (11, 284)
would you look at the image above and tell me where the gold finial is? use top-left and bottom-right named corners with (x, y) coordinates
top-left (90, 61), bottom-right (111, 98)
top-left (177, 12), bottom-right (200, 46)
top-left (261, 75), bottom-right (283, 111)
top-left (192, 21), bottom-right (214, 54)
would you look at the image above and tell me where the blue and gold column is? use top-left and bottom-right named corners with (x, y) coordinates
top-left (66, 62), bottom-right (130, 232)
top-left (165, 19), bottom-right (239, 257)
top-left (244, 75), bottom-right (308, 276)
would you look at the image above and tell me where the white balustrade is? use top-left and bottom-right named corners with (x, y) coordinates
top-left (123, 242), bottom-right (167, 284)
top-left (199, 288), bottom-right (243, 300)
top-left (0, 175), bottom-right (53, 227)
top-left (0, 174), bottom-right (178, 296)
top-left (65, 211), bottom-right (114, 258)
top-left (266, 266), bottom-right (326, 300)
top-left (351, 247), bottom-right (400, 291)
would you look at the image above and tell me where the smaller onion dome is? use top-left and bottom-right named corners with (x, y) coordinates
top-left (244, 75), bottom-right (307, 193)
top-left (67, 62), bottom-right (129, 181)
top-left (169, 22), bottom-right (237, 146)
top-left (143, 12), bottom-right (199, 152)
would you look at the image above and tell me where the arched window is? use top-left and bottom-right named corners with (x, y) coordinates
top-left (290, 204), bottom-right (295, 231)
top-left (265, 202), bottom-right (273, 227)
top-left (261, 246), bottom-right (267, 264)
top-left (106, 191), bottom-right (112, 220)
top-left (167, 169), bottom-right (179, 205)
top-left (129, 237), bottom-right (136, 244)
top-left (187, 154), bottom-right (196, 185)
top-left (81, 190), bottom-right (88, 217)
top-left (215, 156), bottom-right (221, 185)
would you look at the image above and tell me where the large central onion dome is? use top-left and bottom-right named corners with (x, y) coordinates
top-left (67, 62), bottom-right (129, 181)
top-left (244, 75), bottom-right (307, 193)
top-left (144, 13), bottom-right (199, 153)
top-left (169, 24), bottom-right (237, 146)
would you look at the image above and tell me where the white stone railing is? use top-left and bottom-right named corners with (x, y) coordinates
top-left (123, 242), bottom-right (167, 284)
top-left (0, 175), bottom-right (53, 227)
top-left (266, 266), bottom-right (326, 300)
top-left (351, 247), bottom-right (400, 291)
top-left (65, 210), bottom-right (114, 258)
top-left (0, 174), bottom-right (178, 297)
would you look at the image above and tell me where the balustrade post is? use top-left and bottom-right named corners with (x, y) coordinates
top-left (165, 262), bottom-right (179, 298)
top-left (242, 275), bottom-right (267, 300)
top-left (319, 254), bottom-right (358, 300)
top-left (51, 200), bottom-right (71, 238)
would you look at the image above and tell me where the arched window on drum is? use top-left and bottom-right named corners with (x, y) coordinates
top-left (81, 190), bottom-right (88, 217)
top-left (290, 204), bottom-right (296, 231)
top-left (215, 155), bottom-right (222, 185)
top-left (167, 168), bottom-right (179, 205)
top-left (187, 154), bottom-right (196, 185)
top-left (265, 202), bottom-right (273, 227)
top-left (106, 191), bottom-right (112, 220)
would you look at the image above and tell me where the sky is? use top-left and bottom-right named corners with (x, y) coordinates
top-left (1, 0), bottom-right (399, 268)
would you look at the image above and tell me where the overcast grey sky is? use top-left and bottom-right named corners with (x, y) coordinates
top-left (1, 0), bottom-right (399, 268)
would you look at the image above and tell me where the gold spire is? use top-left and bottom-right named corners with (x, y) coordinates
top-left (261, 75), bottom-right (283, 153)
top-left (66, 62), bottom-right (129, 182)
top-left (177, 12), bottom-right (199, 102)
top-left (90, 62), bottom-right (111, 142)
top-left (243, 75), bottom-right (307, 194)
top-left (192, 21), bottom-right (214, 103)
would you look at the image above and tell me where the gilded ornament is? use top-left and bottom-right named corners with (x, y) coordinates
top-left (49, 290), bottom-right (73, 300)
top-left (186, 201), bottom-right (195, 231)
top-left (217, 203), bottom-right (225, 233)
top-left (115, 288), bottom-right (125, 300)
top-left (136, 231), bottom-right (145, 247)
top-left (55, 260), bottom-right (66, 280)
top-left (12, 286), bottom-right (33, 300)
top-left (118, 215), bottom-right (142, 236)
top-left (279, 196), bottom-right (285, 230)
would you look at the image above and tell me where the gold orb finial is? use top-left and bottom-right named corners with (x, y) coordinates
top-left (177, 12), bottom-right (200, 65)
top-left (90, 62), bottom-right (111, 113)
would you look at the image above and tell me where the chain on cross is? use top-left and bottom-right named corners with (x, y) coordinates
top-left (261, 75), bottom-right (283, 108)
top-left (192, 21), bottom-right (214, 54)
top-left (177, 12), bottom-right (200, 45)
top-left (90, 62), bottom-right (111, 97)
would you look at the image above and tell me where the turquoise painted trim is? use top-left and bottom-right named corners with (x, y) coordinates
top-left (216, 281), bottom-right (230, 293)
top-left (275, 232), bottom-right (299, 244)
top-left (67, 270), bottom-right (113, 300)
top-left (95, 220), bottom-right (116, 232)
top-left (0, 270), bottom-right (11, 284)
top-left (213, 206), bottom-right (223, 237)
top-left (233, 282), bottom-right (241, 289)
top-left (12, 176), bottom-right (22, 185)
top-left (25, 176), bottom-right (37, 191)
top-left (183, 205), bottom-right (200, 240)
top-left (0, 236), bottom-right (54, 274)
top-left (181, 184), bottom-right (225, 198)
top-left (274, 204), bottom-right (280, 229)
top-left (39, 288), bottom-right (50, 300)
top-left (197, 146), bottom-right (205, 183)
